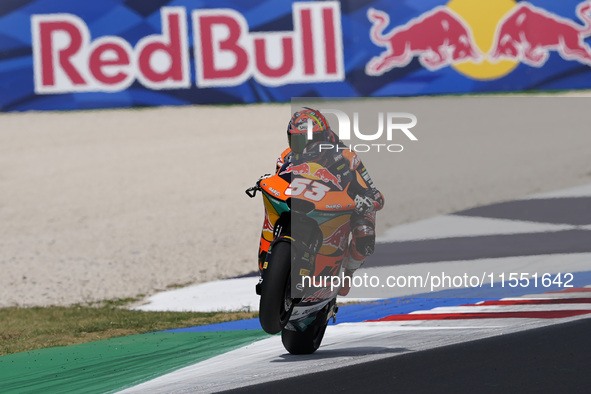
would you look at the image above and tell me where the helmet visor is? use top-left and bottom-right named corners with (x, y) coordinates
top-left (289, 133), bottom-right (308, 154)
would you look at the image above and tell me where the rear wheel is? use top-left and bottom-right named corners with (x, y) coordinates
top-left (259, 242), bottom-right (294, 334)
top-left (281, 306), bottom-right (329, 354)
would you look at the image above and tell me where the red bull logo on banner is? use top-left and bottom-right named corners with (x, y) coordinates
top-left (31, 2), bottom-right (344, 94)
top-left (5, 0), bottom-right (591, 111)
top-left (490, 1), bottom-right (591, 67)
top-left (366, 6), bottom-right (481, 74)
top-left (366, 0), bottom-right (591, 80)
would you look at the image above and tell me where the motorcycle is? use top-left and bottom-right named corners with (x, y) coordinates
top-left (246, 160), bottom-right (358, 354)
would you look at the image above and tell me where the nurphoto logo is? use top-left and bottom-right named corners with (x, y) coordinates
top-left (311, 109), bottom-right (418, 153)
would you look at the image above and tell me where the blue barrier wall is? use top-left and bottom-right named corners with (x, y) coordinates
top-left (1, 0), bottom-right (591, 111)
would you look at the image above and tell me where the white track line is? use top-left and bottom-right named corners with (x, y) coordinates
top-left (376, 215), bottom-right (576, 243)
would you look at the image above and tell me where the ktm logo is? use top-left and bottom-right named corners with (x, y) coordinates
top-left (366, 0), bottom-right (591, 80)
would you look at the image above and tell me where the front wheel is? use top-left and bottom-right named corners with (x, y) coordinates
top-left (259, 241), bottom-right (294, 334)
top-left (281, 310), bottom-right (329, 355)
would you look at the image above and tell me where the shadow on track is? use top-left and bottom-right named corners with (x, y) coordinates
top-left (273, 347), bottom-right (409, 362)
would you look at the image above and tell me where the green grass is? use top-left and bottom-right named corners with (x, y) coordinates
top-left (0, 302), bottom-right (257, 356)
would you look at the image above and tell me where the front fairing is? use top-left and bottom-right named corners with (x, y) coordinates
top-left (262, 160), bottom-right (357, 214)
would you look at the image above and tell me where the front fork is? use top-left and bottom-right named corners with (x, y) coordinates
top-left (255, 235), bottom-right (293, 296)
top-left (326, 298), bottom-right (339, 324)
top-left (256, 213), bottom-right (321, 299)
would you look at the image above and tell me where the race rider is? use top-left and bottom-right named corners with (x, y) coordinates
top-left (258, 108), bottom-right (384, 296)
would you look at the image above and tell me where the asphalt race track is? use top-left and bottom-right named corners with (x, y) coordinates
top-left (226, 318), bottom-right (591, 394)
top-left (126, 289), bottom-right (591, 392)
top-left (124, 183), bottom-right (591, 393)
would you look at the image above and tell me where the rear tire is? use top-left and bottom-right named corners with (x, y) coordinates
top-left (259, 242), bottom-right (294, 334)
top-left (281, 308), bottom-right (329, 354)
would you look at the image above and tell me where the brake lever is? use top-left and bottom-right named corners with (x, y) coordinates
top-left (245, 186), bottom-right (259, 198)
top-left (245, 174), bottom-right (272, 198)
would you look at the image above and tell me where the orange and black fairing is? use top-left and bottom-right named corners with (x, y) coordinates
top-left (257, 173), bottom-right (290, 271)
top-left (256, 162), bottom-right (356, 276)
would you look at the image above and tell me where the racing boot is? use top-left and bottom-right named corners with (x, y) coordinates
top-left (338, 224), bottom-right (375, 296)
top-left (338, 268), bottom-right (356, 296)
top-left (338, 258), bottom-right (365, 296)
top-left (338, 253), bottom-right (366, 296)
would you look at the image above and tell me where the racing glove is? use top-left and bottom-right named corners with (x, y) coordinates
top-left (354, 194), bottom-right (375, 214)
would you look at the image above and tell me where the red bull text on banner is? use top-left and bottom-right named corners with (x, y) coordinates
top-left (31, 3), bottom-right (343, 94)
top-left (1, 0), bottom-right (591, 111)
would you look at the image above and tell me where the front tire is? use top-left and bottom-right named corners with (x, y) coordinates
top-left (281, 311), bottom-right (328, 355)
top-left (259, 241), bottom-right (294, 334)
